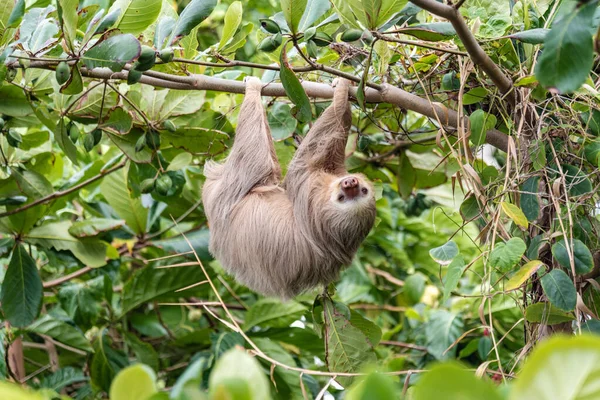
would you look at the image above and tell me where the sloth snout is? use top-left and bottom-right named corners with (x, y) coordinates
top-left (342, 177), bottom-right (359, 189)
top-left (341, 177), bottom-right (360, 199)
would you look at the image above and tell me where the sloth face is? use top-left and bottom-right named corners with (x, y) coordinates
top-left (330, 175), bottom-right (374, 209)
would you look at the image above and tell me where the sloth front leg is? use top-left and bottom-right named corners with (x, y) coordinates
top-left (218, 77), bottom-right (282, 204)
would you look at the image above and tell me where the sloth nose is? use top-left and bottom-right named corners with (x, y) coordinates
top-left (341, 177), bottom-right (359, 199)
top-left (342, 177), bottom-right (358, 189)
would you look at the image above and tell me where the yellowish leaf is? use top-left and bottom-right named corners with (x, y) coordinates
top-left (504, 260), bottom-right (544, 291)
top-left (501, 201), bottom-right (529, 229)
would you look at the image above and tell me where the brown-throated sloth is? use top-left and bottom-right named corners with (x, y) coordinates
top-left (202, 77), bottom-right (376, 299)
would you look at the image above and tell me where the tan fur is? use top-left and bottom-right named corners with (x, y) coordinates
top-left (202, 78), bottom-right (376, 299)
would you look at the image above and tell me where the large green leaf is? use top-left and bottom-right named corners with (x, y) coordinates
top-left (540, 269), bottom-right (576, 312)
top-left (443, 256), bottom-right (466, 302)
top-left (28, 314), bottom-right (93, 352)
top-left (346, 372), bottom-right (401, 400)
top-left (551, 238), bottom-right (594, 275)
top-left (426, 310), bottom-right (463, 360)
top-left (82, 34), bottom-right (141, 72)
top-left (397, 22), bottom-right (456, 41)
top-left (57, 0), bottom-right (78, 49)
top-left (26, 221), bottom-right (110, 268)
top-left (298, 0), bottom-right (330, 31)
top-left (218, 1), bottom-right (242, 50)
top-left (429, 240), bottom-right (459, 265)
top-left (511, 336), bottom-right (600, 400)
top-left (90, 331), bottom-right (129, 392)
top-left (524, 302), bottom-right (575, 325)
top-left (68, 218), bottom-right (125, 238)
top-left (100, 165), bottom-right (148, 235)
top-left (208, 348), bottom-right (272, 400)
top-left (281, 0), bottom-right (307, 33)
top-left (168, 0), bottom-right (217, 45)
top-left (535, 1), bottom-right (597, 93)
top-left (243, 298), bottom-right (306, 329)
top-left (507, 28), bottom-right (549, 44)
top-left (268, 102), bottom-right (297, 140)
top-left (280, 47), bottom-right (312, 122)
top-left (0, 244), bottom-right (42, 327)
top-left (489, 237), bottom-right (526, 272)
top-left (323, 299), bottom-right (378, 385)
top-left (109, 364), bottom-right (158, 400)
top-left (414, 362), bottom-right (502, 400)
top-left (521, 176), bottom-right (540, 221)
top-left (562, 164), bottom-right (593, 196)
top-left (120, 263), bottom-right (205, 314)
top-left (0, 85), bottom-right (33, 117)
top-left (469, 109), bottom-right (496, 147)
top-left (110, 0), bottom-right (162, 34)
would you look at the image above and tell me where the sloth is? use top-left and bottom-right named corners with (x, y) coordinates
top-left (202, 77), bottom-right (376, 299)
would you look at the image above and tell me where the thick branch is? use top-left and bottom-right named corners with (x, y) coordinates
top-left (0, 159), bottom-right (126, 219)
top-left (24, 61), bottom-right (509, 153)
top-left (409, 0), bottom-right (515, 106)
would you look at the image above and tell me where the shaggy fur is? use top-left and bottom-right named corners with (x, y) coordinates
top-left (202, 78), bottom-right (376, 299)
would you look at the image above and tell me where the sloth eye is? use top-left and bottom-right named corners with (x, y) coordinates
top-left (361, 188), bottom-right (368, 194)
top-left (338, 195), bottom-right (345, 202)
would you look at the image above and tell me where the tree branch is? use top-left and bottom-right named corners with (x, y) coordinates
top-left (0, 159), bottom-right (126, 219)
top-left (23, 60), bottom-right (509, 153)
top-left (409, 0), bottom-right (515, 106)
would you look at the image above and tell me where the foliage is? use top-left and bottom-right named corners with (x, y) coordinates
top-left (0, 0), bottom-right (600, 398)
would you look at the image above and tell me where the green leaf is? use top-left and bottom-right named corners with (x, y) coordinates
top-left (110, 0), bottom-right (162, 34)
top-left (584, 140), bottom-right (600, 165)
top-left (469, 109), bottom-right (496, 147)
top-left (551, 238), bottom-right (594, 275)
top-left (429, 240), bottom-right (459, 265)
top-left (253, 338), bottom-right (306, 400)
top-left (120, 263), bottom-right (205, 314)
top-left (562, 164), bottom-right (593, 196)
top-left (281, 0), bottom-right (307, 33)
top-left (0, 85), bottom-right (32, 117)
top-left (524, 302), bottom-right (575, 324)
top-left (323, 298), bottom-right (378, 385)
top-left (218, 1), bottom-right (242, 50)
top-left (28, 314), bottom-right (93, 352)
top-left (535, 1), bottom-right (597, 93)
top-left (280, 47), bottom-right (312, 122)
top-left (166, 152), bottom-right (192, 171)
top-left (268, 102), bottom-right (298, 140)
top-left (68, 218), bottom-right (125, 238)
top-left (426, 310), bottom-right (463, 360)
top-left (168, 0), bottom-right (217, 45)
top-left (209, 348), bottom-right (272, 400)
top-left (504, 260), bottom-right (544, 291)
top-left (0, 381), bottom-right (42, 400)
top-left (100, 165), bottom-right (148, 235)
top-left (489, 237), bottom-right (526, 272)
top-left (123, 333), bottom-right (160, 372)
top-left (396, 22), bottom-right (456, 41)
top-left (243, 298), bottom-right (306, 329)
top-left (512, 336), bottom-right (600, 400)
top-left (346, 372), bottom-right (401, 400)
top-left (540, 269), bottom-right (576, 311)
top-left (90, 331), bottom-right (129, 392)
top-left (57, 0), bottom-right (78, 49)
top-left (0, 244), bottom-right (42, 327)
top-left (109, 364), bottom-right (158, 400)
top-left (26, 221), bottom-right (110, 268)
top-left (582, 109), bottom-right (600, 136)
top-left (404, 273), bottom-right (426, 304)
top-left (521, 176), bottom-right (540, 221)
top-left (161, 128), bottom-right (228, 154)
top-left (38, 367), bottom-right (86, 392)
top-left (414, 362), bottom-right (502, 400)
top-left (298, 0), bottom-right (330, 31)
top-left (11, 168), bottom-right (53, 199)
top-left (443, 256), bottom-right (466, 302)
top-left (99, 107), bottom-right (133, 135)
top-left (6, 0), bottom-right (24, 27)
top-left (507, 28), bottom-right (549, 44)
top-left (459, 195), bottom-right (480, 221)
top-left (501, 201), bottom-right (529, 229)
top-left (376, 0), bottom-right (407, 28)
top-left (82, 34), bottom-right (141, 72)
top-left (462, 87), bottom-right (487, 105)
top-left (362, 0), bottom-right (382, 29)
top-left (151, 229), bottom-right (212, 260)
